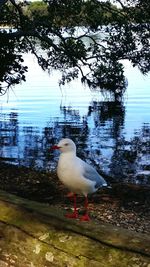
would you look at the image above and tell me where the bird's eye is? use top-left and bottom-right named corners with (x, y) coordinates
top-left (64, 143), bottom-right (68, 146)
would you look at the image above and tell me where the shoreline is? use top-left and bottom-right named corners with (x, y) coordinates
top-left (0, 161), bottom-right (149, 234)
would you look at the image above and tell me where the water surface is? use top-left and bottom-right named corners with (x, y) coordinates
top-left (0, 54), bottom-right (150, 185)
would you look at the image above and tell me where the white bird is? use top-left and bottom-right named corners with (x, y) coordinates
top-left (52, 138), bottom-right (107, 221)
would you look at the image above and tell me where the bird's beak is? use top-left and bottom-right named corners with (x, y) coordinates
top-left (51, 145), bottom-right (60, 150)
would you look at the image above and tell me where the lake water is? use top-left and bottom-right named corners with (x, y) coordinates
top-left (0, 53), bottom-right (150, 185)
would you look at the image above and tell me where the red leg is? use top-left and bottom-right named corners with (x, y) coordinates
top-left (65, 193), bottom-right (78, 219)
top-left (80, 196), bottom-right (90, 221)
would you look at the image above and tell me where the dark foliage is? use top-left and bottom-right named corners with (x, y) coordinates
top-left (0, 0), bottom-right (150, 100)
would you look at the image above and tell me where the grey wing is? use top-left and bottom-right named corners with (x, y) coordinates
top-left (82, 161), bottom-right (107, 188)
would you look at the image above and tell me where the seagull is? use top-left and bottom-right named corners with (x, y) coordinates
top-left (52, 138), bottom-right (107, 221)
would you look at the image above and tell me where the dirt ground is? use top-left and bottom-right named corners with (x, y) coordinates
top-left (0, 161), bottom-right (149, 234)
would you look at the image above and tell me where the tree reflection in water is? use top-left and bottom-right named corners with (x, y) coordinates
top-left (0, 112), bottom-right (19, 162)
top-left (0, 104), bottom-right (149, 185)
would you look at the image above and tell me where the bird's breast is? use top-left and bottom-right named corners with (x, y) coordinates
top-left (57, 157), bottom-right (79, 183)
top-left (57, 155), bottom-right (96, 195)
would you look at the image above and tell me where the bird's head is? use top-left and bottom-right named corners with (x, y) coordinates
top-left (51, 138), bottom-right (76, 153)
